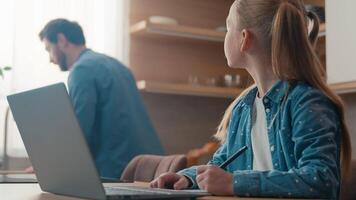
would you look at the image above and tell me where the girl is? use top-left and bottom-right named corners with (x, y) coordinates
top-left (150, 0), bottom-right (351, 199)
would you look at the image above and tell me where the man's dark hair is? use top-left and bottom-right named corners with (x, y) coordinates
top-left (39, 18), bottom-right (86, 45)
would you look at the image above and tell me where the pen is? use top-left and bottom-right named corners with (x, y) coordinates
top-left (219, 145), bottom-right (248, 170)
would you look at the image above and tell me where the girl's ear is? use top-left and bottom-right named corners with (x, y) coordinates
top-left (240, 29), bottom-right (252, 52)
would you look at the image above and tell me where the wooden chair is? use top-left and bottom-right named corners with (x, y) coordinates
top-left (340, 160), bottom-right (356, 200)
top-left (120, 154), bottom-right (187, 182)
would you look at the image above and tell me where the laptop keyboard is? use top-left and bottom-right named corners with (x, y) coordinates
top-left (105, 186), bottom-right (209, 196)
top-left (106, 186), bottom-right (172, 195)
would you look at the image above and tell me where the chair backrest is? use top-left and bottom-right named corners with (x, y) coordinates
top-left (120, 155), bottom-right (187, 182)
top-left (341, 160), bottom-right (356, 200)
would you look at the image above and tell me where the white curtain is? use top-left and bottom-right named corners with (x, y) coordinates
top-left (0, 0), bottom-right (130, 158)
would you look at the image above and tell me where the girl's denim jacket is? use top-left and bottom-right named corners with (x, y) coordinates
top-left (180, 80), bottom-right (341, 199)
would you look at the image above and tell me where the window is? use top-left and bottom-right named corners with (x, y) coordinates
top-left (0, 0), bottom-right (129, 160)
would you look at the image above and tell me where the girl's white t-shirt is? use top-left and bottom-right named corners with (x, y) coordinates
top-left (251, 96), bottom-right (274, 171)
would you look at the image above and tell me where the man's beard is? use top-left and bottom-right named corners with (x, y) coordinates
top-left (58, 52), bottom-right (69, 71)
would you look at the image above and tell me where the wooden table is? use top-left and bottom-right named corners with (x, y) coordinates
top-left (0, 182), bottom-right (303, 200)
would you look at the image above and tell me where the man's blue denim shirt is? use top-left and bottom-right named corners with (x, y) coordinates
top-left (179, 80), bottom-right (341, 199)
top-left (68, 49), bottom-right (164, 178)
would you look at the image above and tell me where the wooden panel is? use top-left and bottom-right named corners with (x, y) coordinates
top-left (316, 35), bottom-right (326, 71)
top-left (141, 93), bottom-right (233, 155)
top-left (319, 23), bottom-right (326, 37)
top-left (130, 37), bottom-right (247, 83)
top-left (339, 93), bottom-right (356, 159)
top-left (304, 0), bottom-right (325, 7)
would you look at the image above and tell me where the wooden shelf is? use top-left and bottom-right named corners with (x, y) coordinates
top-left (130, 20), bottom-right (225, 43)
top-left (304, 0), bottom-right (325, 7)
top-left (329, 81), bottom-right (356, 94)
top-left (130, 20), bottom-right (325, 42)
top-left (138, 81), bottom-right (356, 97)
top-left (319, 23), bottom-right (326, 37)
top-left (137, 80), bottom-right (243, 98)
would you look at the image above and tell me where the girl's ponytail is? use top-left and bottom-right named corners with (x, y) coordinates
top-left (307, 11), bottom-right (320, 47)
top-left (271, 1), bottom-right (323, 81)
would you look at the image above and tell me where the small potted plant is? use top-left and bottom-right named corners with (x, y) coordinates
top-left (0, 66), bottom-right (12, 101)
top-left (0, 66), bottom-right (11, 79)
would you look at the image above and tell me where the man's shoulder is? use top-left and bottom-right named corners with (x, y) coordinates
top-left (75, 50), bottom-right (128, 71)
top-left (69, 50), bottom-right (134, 85)
top-left (75, 50), bottom-right (108, 66)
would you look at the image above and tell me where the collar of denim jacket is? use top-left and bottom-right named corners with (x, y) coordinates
top-left (241, 80), bottom-right (289, 106)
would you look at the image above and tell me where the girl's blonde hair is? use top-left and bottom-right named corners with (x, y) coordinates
top-left (215, 0), bottom-right (352, 177)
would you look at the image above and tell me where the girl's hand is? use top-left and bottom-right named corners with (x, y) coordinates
top-left (150, 172), bottom-right (190, 190)
top-left (24, 166), bottom-right (34, 173)
top-left (196, 165), bottom-right (234, 196)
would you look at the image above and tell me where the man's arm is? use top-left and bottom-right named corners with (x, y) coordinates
top-left (68, 66), bottom-right (97, 145)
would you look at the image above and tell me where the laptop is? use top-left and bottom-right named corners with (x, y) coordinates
top-left (7, 83), bottom-right (209, 200)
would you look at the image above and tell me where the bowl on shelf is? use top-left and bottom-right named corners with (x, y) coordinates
top-left (148, 16), bottom-right (178, 25)
top-left (187, 74), bottom-right (245, 88)
top-left (215, 26), bottom-right (227, 33)
top-left (223, 74), bottom-right (242, 88)
top-left (188, 75), bottom-right (223, 87)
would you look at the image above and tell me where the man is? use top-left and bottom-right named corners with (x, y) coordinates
top-left (36, 18), bottom-right (164, 178)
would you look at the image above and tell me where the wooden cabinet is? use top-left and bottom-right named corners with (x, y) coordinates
top-left (129, 0), bottom-right (239, 156)
top-left (129, 0), bottom-right (247, 92)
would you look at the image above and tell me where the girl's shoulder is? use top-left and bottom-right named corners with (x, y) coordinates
top-left (286, 81), bottom-right (337, 112)
top-left (288, 81), bottom-right (328, 101)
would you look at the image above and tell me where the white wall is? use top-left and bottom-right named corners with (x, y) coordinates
top-left (326, 0), bottom-right (356, 84)
top-left (326, 0), bottom-right (356, 159)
